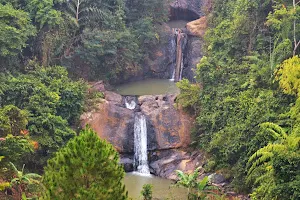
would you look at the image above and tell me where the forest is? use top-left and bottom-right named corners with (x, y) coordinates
top-left (178, 0), bottom-right (300, 199)
top-left (0, 0), bottom-right (299, 199)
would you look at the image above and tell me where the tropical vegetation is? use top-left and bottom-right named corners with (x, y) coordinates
top-left (0, 0), bottom-right (299, 199)
top-left (177, 0), bottom-right (300, 198)
top-left (42, 128), bottom-right (128, 200)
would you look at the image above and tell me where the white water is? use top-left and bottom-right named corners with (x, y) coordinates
top-left (170, 70), bottom-right (175, 81)
top-left (125, 98), bottom-right (136, 110)
top-left (134, 113), bottom-right (150, 175)
top-left (179, 52), bottom-right (184, 81)
top-left (170, 31), bottom-right (177, 81)
top-left (171, 28), bottom-right (185, 82)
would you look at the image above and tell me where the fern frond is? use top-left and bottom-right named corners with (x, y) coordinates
top-left (259, 122), bottom-right (287, 140)
top-left (247, 143), bottom-right (285, 175)
top-left (253, 171), bottom-right (273, 186)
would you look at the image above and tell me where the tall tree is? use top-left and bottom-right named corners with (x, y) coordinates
top-left (0, 4), bottom-right (36, 58)
top-left (42, 128), bottom-right (128, 200)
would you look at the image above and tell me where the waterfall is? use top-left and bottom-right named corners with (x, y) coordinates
top-left (170, 32), bottom-right (176, 81)
top-left (125, 98), bottom-right (136, 110)
top-left (134, 113), bottom-right (150, 175)
top-left (172, 28), bottom-right (187, 82)
top-left (179, 52), bottom-right (184, 81)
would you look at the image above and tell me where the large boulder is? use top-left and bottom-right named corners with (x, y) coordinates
top-left (120, 155), bottom-right (134, 172)
top-left (149, 149), bottom-right (205, 180)
top-left (138, 94), bottom-right (192, 150)
top-left (186, 16), bottom-right (207, 38)
top-left (208, 173), bottom-right (226, 184)
top-left (104, 91), bottom-right (123, 105)
top-left (89, 81), bottom-right (106, 92)
top-left (80, 100), bottom-right (135, 153)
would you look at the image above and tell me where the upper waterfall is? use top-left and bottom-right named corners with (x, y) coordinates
top-left (172, 28), bottom-right (187, 82)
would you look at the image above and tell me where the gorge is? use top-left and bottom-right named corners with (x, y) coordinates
top-left (2, 0), bottom-right (299, 199)
top-left (80, 0), bottom-right (209, 179)
top-left (77, 2), bottom-right (215, 199)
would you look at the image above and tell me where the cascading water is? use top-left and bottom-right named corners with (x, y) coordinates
top-left (170, 31), bottom-right (177, 81)
top-left (125, 98), bottom-right (136, 110)
top-left (171, 28), bottom-right (187, 82)
top-left (133, 113), bottom-right (150, 175)
top-left (179, 53), bottom-right (184, 81)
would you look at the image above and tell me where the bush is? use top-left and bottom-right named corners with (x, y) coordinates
top-left (141, 184), bottom-right (153, 200)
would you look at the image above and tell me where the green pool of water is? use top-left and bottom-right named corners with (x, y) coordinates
top-left (114, 79), bottom-right (180, 96)
top-left (124, 173), bottom-right (188, 200)
top-left (167, 20), bottom-right (189, 29)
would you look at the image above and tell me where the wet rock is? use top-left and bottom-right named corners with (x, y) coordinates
top-left (183, 37), bottom-right (203, 82)
top-left (208, 173), bottom-right (226, 184)
top-left (120, 156), bottom-right (134, 172)
top-left (104, 91), bottom-right (123, 105)
top-left (139, 94), bottom-right (192, 150)
top-left (90, 81), bottom-right (106, 92)
top-left (144, 23), bottom-right (175, 79)
top-left (149, 149), bottom-right (205, 180)
top-left (80, 101), bottom-right (134, 153)
top-left (186, 16), bottom-right (207, 38)
top-left (81, 93), bottom-right (192, 153)
top-left (124, 96), bottom-right (139, 111)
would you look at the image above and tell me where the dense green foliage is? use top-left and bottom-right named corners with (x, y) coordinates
top-left (175, 168), bottom-right (220, 200)
top-left (0, 0), bottom-right (167, 83)
top-left (247, 123), bottom-right (300, 199)
top-left (42, 128), bottom-right (128, 200)
top-left (0, 0), bottom-right (169, 198)
top-left (0, 4), bottom-right (36, 57)
top-left (1, 0), bottom-right (299, 199)
top-left (8, 162), bottom-right (43, 199)
top-left (177, 0), bottom-right (300, 197)
top-left (0, 66), bottom-right (86, 169)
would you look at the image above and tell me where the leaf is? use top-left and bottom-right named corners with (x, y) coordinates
top-left (198, 176), bottom-right (209, 191)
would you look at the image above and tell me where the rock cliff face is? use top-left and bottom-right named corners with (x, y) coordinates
top-left (81, 99), bottom-right (135, 153)
top-left (123, 0), bottom-right (206, 83)
top-left (144, 23), bottom-right (175, 79)
top-left (138, 95), bottom-right (191, 150)
top-left (81, 93), bottom-right (191, 153)
top-left (80, 90), bottom-right (202, 179)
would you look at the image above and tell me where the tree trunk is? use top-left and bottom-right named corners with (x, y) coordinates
top-left (293, 0), bottom-right (299, 56)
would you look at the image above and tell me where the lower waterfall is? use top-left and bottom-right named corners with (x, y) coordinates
top-left (133, 113), bottom-right (150, 175)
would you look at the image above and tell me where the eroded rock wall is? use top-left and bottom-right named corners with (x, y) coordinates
top-left (138, 95), bottom-right (191, 150)
top-left (80, 90), bottom-right (202, 179)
